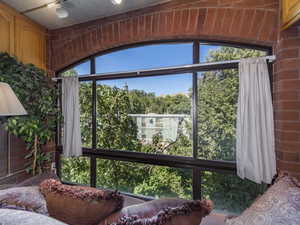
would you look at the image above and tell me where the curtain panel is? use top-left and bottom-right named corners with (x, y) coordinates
top-left (236, 58), bottom-right (276, 184)
top-left (62, 77), bottom-right (82, 157)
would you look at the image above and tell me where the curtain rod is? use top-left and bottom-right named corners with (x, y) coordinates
top-left (52, 55), bottom-right (276, 82)
top-left (128, 114), bottom-right (190, 118)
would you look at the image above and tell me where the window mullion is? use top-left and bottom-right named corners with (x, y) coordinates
top-left (90, 58), bottom-right (97, 187)
top-left (192, 41), bottom-right (201, 200)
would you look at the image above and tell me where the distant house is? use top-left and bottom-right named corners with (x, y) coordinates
top-left (129, 114), bottom-right (190, 143)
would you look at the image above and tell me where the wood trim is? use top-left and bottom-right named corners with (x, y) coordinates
top-left (281, 12), bottom-right (300, 30)
top-left (0, 169), bottom-right (27, 182)
top-left (281, 0), bottom-right (300, 30)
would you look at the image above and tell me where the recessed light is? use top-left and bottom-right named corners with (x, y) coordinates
top-left (111, 0), bottom-right (122, 5)
top-left (56, 7), bottom-right (69, 18)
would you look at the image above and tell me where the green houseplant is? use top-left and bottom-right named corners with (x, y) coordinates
top-left (0, 52), bottom-right (59, 175)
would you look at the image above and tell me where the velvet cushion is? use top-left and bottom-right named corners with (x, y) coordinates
top-left (99, 198), bottom-right (213, 225)
top-left (0, 186), bottom-right (48, 215)
top-left (226, 173), bottom-right (300, 225)
top-left (0, 209), bottom-right (68, 225)
top-left (40, 179), bottom-right (124, 225)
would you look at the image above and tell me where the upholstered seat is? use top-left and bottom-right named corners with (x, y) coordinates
top-left (200, 213), bottom-right (227, 225)
top-left (0, 209), bottom-right (67, 225)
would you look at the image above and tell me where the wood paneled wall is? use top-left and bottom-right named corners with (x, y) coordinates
top-left (0, 2), bottom-right (47, 69)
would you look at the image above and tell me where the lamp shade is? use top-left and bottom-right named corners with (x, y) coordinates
top-left (0, 82), bottom-right (27, 116)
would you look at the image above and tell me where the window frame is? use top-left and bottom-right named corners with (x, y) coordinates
top-left (56, 40), bottom-right (272, 200)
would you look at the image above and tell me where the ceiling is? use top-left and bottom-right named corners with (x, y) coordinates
top-left (3, 0), bottom-right (170, 30)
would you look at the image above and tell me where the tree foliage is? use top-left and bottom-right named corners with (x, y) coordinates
top-left (198, 47), bottom-right (267, 212)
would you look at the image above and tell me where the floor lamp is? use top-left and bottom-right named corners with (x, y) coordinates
top-left (0, 82), bottom-right (27, 176)
top-left (0, 82), bottom-right (27, 119)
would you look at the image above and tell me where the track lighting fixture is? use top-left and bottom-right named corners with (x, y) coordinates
top-left (111, 0), bottom-right (122, 5)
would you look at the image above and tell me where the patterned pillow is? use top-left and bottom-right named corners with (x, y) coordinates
top-left (107, 200), bottom-right (213, 225)
top-left (226, 173), bottom-right (300, 225)
top-left (100, 198), bottom-right (213, 225)
top-left (40, 179), bottom-right (124, 225)
top-left (0, 186), bottom-right (48, 215)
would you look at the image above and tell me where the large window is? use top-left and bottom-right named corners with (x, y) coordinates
top-left (95, 74), bottom-right (192, 157)
top-left (59, 41), bottom-right (270, 214)
top-left (96, 43), bottom-right (193, 74)
top-left (96, 159), bottom-right (192, 200)
top-left (198, 69), bottom-right (238, 161)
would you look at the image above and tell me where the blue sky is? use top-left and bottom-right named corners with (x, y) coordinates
top-left (72, 43), bottom-right (220, 96)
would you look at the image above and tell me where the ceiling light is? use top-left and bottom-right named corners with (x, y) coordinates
top-left (111, 0), bottom-right (122, 5)
top-left (56, 7), bottom-right (69, 18)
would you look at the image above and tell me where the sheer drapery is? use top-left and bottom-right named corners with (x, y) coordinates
top-left (62, 77), bottom-right (82, 157)
top-left (236, 58), bottom-right (276, 184)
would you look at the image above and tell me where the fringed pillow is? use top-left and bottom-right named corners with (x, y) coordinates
top-left (40, 179), bottom-right (124, 225)
top-left (226, 172), bottom-right (300, 225)
top-left (100, 198), bottom-right (213, 225)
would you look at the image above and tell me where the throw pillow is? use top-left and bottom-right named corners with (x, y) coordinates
top-left (0, 186), bottom-right (48, 215)
top-left (226, 173), bottom-right (300, 225)
top-left (40, 179), bottom-right (124, 225)
top-left (100, 198), bottom-right (213, 225)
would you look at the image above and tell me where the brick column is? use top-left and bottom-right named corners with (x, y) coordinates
top-left (275, 25), bottom-right (300, 180)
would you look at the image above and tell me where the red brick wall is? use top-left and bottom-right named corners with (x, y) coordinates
top-left (48, 0), bottom-right (278, 74)
top-left (275, 25), bottom-right (300, 180)
top-left (47, 0), bottom-right (300, 179)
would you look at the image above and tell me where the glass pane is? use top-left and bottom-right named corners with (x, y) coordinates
top-left (197, 69), bottom-right (238, 161)
top-left (96, 159), bottom-right (192, 199)
top-left (61, 60), bottom-right (91, 76)
top-left (95, 74), bottom-right (192, 157)
top-left (199, 44), bottom-right (267, 63)
top-left (202, 171), bottom-right (267, 214)
top-left (80, 81), bottom-right (92, 148)
top-left (61, 156), bottom-right (90, 185)
top-left (96, 43), bottom-right (193, 74)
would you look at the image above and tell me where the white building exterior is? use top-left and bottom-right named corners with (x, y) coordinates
top-left (129, 114), bottom-right (190, 143)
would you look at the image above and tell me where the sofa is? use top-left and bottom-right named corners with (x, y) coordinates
top-left (0, 173), bottom-right (216, 225)
top-left (0, 172), bottom-right (299, 225)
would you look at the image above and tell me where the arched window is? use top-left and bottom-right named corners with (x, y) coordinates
top-left (58, 41), bottom-right (270, 214)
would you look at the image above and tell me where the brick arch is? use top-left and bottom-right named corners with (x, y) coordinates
top-left (48, 0), bottom-right (278, 73)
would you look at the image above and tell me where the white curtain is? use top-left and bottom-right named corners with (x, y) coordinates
top-left (236, 58), bottom-right (276, 184)
top-left (62, 77), bottom-right (82, 157)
